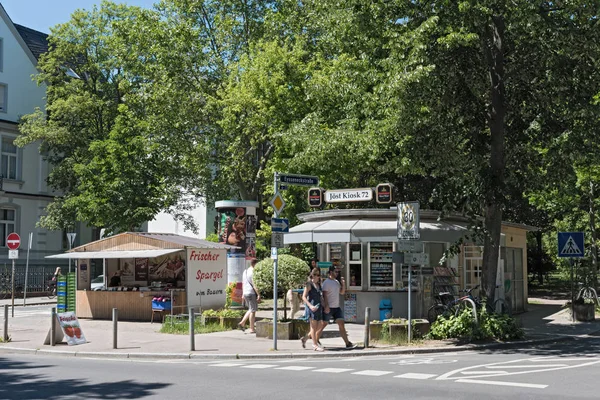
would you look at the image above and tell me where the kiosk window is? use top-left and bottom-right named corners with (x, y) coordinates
top-left (348, 243), bottom-right (362, 288)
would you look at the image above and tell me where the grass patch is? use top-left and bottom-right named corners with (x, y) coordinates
top-left (160, 317), bottom-right (230, 335)
top-left (0, 336), bottom-right (11, 343)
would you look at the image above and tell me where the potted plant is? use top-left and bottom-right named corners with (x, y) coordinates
top-left (200, 309), bottom-right (220, 326)
top-left (369, 320), bottom-right (384, 341)
top-left (572, 297), bottom-right (595, 322)
top-left (219, 309), bottom-right (244, 329)
top-left (255, 319), bottom-right (296, 340)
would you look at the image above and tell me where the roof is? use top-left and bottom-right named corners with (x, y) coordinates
top-left (14, 24), bottom-right (49, 61)
top-left (69, 232), bottom-right (238, 253)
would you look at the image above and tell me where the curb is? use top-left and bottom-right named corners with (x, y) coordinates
top-left (0, 334), bottom-right (581, 361)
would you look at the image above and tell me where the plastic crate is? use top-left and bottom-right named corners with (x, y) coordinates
top-left (152, 300), bottom-right (172, 310)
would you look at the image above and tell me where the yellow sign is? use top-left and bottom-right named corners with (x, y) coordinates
top-left (270, 192), bottom-right (286, 215)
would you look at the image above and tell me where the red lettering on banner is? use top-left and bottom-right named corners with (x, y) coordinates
top-left (195, 269), bottom-right (224, 282)
top-left (189, 250), bottom-right (221, 261)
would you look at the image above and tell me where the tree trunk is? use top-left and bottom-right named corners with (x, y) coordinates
top-left (481, 15), bottom-right (506, 303)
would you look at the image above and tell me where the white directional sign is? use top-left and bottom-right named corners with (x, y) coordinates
top-left (398, 202), bottom-right (420, 240)
top-left (271, 218), bottom-right (289, 233)
top-left (325, 188), bottom-right (373, 203)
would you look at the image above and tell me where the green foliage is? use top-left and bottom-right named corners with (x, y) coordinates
top-left (428, 308), bottom-right (524, 342)
top-left (253, 254), bottom-right (309, 298)
top-left (201, 309), bottom-right (244, 318)
top-left (225, 281), bottom-right (236, 308)
top-left (160, 317), bottom-right (227, 335)
top-left (205, 233), bottom-right (219, 243)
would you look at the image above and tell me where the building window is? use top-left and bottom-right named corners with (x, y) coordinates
top-left (0, 208), bottom-right (15, 247)
top-left (0, 84), bottom-right (6, 113)
top-left (1, 137), bottom-right (17, 179)
top-left (0, 38), bottom-right (3, 72)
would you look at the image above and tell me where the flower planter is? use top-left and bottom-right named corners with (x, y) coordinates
top-left (369, 322), bottom-right (384, 341)
top-left (255, 321), bottom-right (296, 340)
top-left (220, 317), bottom-right (242, 329)
top-left (573, 303), bottom-right (595, 322)
top-left (293, 320), bottom-right (310, 339)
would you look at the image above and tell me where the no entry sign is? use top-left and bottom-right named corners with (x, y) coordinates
top-left (6, 232), bottom-right (20, 250)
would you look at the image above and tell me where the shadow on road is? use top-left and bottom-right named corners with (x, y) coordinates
top-left (0, 357), bottom-right (170, 399)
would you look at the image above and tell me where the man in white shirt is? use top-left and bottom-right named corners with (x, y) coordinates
top-left (239, 259), bottom-right (260, 333)
top-left (321, 265), bottom-right (354, 348)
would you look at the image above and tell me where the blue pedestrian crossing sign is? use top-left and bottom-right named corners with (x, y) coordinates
top-left (557, 232), bottom-right (584, 258)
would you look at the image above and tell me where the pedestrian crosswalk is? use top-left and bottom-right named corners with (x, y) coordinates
top-left (8, 307), bottom-right (52, 318)
top-left (207, 362), bottom-right (438, 381)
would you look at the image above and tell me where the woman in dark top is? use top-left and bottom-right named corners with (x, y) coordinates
top-left (302, 268), bottom-right (327, 351)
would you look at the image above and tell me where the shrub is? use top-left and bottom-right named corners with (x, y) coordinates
top-left (253, 254), bottom-right (309, 298)
top-left (428, 308), bottom-right (524, 341)
top-left (201, 309), bottom-right (244, 318)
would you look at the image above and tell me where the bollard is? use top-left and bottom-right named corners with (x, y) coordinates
top-left (3, 304), bottom-right (8, 342)
top-left (364, 307), bottom-right (370, 348)
top-left (112, 308), bottom-right (118, 349)
top-left (189, 307), bottom-right (195, 351)
top-left (50, 307), bottom-right (56, 347)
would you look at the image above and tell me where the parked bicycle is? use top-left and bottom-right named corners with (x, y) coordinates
top-left (427, 285), bottom-right (493, 323)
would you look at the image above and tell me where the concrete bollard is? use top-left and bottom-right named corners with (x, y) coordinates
top-left (364, 307), bottom-right (371, 348)
top-left (50, 307), bottom-right (56, 346)
top-left (189, 307), bottom-right (195, 351)
top-left (113, 308), bottom-right (118, 349)
top-left (3, 304), bottom-right (8, 342)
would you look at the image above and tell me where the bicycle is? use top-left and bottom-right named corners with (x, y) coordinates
top-left (46, 280), bottom-right (57, 299)
top-left (428, 285), bottom-right (492, 323)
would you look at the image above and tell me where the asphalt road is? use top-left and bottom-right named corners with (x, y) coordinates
top-left (2, 333), bottom-right (600, 399)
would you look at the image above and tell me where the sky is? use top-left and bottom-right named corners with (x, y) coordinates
top-left (1, 0), bottom-right (156, 33)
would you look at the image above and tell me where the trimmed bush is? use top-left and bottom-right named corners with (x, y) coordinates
top-left (253, 254), bottom-right (309, 297)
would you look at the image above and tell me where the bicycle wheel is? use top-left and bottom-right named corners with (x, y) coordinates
top-left (427, 305), bottom-right (446, 323)
top-left (47, 286), bottom-right (56, 299)
top-left (493, 298), bottom-right (512, 316)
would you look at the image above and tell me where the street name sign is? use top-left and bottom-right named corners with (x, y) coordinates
top-left (558, 232), bottom-right (584, 258)
top-left (271, 218), bottom-right (289, 233)
top-left (325, 188), bottom-right (373, 203)
top-left (279, 174), bottom-right (319, 187)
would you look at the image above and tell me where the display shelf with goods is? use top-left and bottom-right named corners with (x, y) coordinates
top-left (328, 243), bottom-right (345, 280)
top-left (348, 243), bottom-right (362, 289)
top-left (369, 242), bottom-right (395, 289)
top-left (432, 265), bottom-right (459, 296)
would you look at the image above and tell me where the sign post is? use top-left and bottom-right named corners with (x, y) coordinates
top-left (7, 233), bottom-right (20, 317)
top-left (558, 232), bottom-right (585, 322)
top-left (23, 232), bottom-right (33, 306)
top-left (397, 203), bottom-right (420, 343)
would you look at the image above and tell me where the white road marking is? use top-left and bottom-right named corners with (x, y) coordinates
top-left (276, 366), bottom-right (315, 371)
top-left (486, 364), bottom-right (567, 369)
top-left (313, 368), bottom-right (354, 373)
top-left (351, 370), bottom-right (393, 377)
top-left (394, 373), bottom-right (437, 380)
top-left (210, 363), bottom-right (247, 367)
top-left (241, 364), bottom-right (277, 369)
top-left (456, 379), bottom-right (547, 389)
top-left (460, 371), bottom-right (506, 375)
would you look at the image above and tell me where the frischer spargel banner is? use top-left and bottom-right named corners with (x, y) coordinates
top-left (186, 248), bottom-right (228, 310)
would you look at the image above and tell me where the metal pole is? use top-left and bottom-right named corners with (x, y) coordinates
top-left (3, 304), bottom-right (8, 342)
top-left (11, 259), bottom-right (14, 318)
top-left (50, 307), bottom-right (56, 347)
top-left (571, 258), bottom-right (575, 322)
top-left (189, 307), bottom-right (195, 351)
top-left (408, 265), bottom-right (412, 343)
top-left (112, 308), bottom-right (118, 349)
top-left (364, 307), bottom-right (370, 348)
top-left (273, 171), bottom-right (279, 350)
top-left (23, 232), bottom-right (32, 306)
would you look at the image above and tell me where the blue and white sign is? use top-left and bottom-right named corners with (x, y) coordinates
top-left (558, 232), bottom-right (584, 258)
top-left (271, 218), bottom-right (289, 233)
top-left (271, 247), bottom-right (278, 260)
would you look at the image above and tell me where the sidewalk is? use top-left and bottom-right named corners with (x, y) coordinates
top-left (1, 297), bottom-right (599, 360)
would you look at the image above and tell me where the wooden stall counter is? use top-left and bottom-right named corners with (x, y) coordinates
top-left (76, 289), bottom-right (187, 322)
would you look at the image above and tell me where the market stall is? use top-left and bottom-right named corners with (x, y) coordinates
top-left (46, 232), bottom-right (236, 321)
top-left (285, 208), bottom-right (533, 323)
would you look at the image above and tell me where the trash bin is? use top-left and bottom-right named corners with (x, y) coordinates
top-left (379, 299), bottom-right (393, 320)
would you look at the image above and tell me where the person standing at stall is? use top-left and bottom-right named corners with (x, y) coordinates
top-left (239, 259), bottom-right (260, 333)
top-left (320, 265), bottom-right (354, 349)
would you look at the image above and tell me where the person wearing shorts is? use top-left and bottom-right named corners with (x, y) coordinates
top-left (302, 268), bottom-right (327, 351)
top-left (239, 259), bottom-right (260, 333)
top-left (321, 265), bottom-right (354, 349)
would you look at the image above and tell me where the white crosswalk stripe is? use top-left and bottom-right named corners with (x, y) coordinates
top-left (312, 368), bottom-right (354, 374)
top-left (394, 373), bottom-right (437, 380)
top-left (276, 366), bottom-right (315, 371)
top-left (352, 370), bottom-right (393, 377)
top-left (241, 364), bottom-right (278, 369)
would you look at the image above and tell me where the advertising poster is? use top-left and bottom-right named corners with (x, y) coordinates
top-left (187, 248), bottom-right (228, 309)
top-left (57, 312), bottom-right (87, 345)
top-left (344, 293), bottom-right (357, 322)
top-left (148, 253), bottom-right (186, 283)
top-left (218, 207), bottom-right (247, 254)
top-left (120, 259), bottom-right (135, 285)
top-left (135, 258), bottom-right (149, 281)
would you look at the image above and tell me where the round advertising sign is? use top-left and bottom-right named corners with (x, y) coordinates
top-left (6, 232), bottom-right (20, 250)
